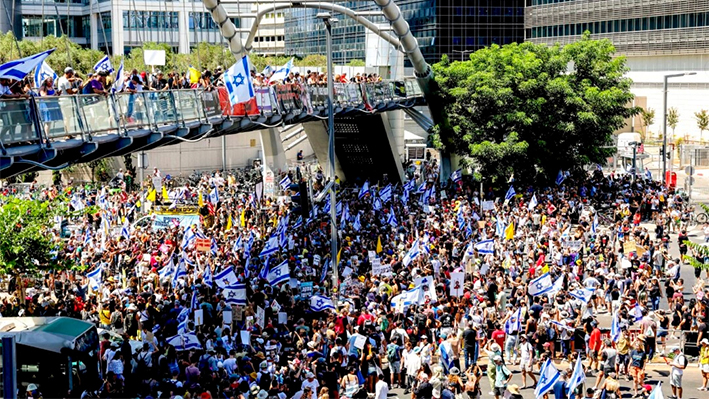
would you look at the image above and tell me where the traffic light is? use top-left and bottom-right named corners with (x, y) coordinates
top-left (289, 182), bottom-right (310, 216)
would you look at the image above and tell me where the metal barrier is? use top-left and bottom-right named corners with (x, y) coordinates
top-left (0, 79), bottom-right (423, 149)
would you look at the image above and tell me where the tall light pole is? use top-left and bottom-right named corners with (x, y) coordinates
top-left (451, 49), bottom-right (474, 62)
top-left (662, 72), bottom-right (696, 185)
top-left (317, 12), bottom-right (339, 306)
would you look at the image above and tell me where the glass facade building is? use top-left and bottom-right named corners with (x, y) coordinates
top-left (525, 0), bottom-right (709, 55)
top-left (284, 0), bottom-right (524, 66)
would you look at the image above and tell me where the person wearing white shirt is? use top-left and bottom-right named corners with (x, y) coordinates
top-left (375, 373), bottom-right (389, 399)
top-left (301, 372), bottom-right (319, 394)
top-left (666, 346), bottom-right (686, 399)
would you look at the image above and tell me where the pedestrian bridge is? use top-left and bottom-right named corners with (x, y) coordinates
top-left (0, 79), bottom-right (425, 179)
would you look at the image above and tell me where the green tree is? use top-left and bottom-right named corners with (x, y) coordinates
top-left (431, 32), bottom-right (636, 187)
top-left (695, 109), bottom-right (709, 142)
top-left (667, 107), bottom-right (679, 140)
top-left (640, 108), bottom-right (655, 140)
top-left (0, 197), bottom-right (76, 277)
top-left (684, 203), bottom-right (709, 274)
top-left (298, 55), bottom-right (326, 67)
top-left (347, 59), bottom-right (366, 67)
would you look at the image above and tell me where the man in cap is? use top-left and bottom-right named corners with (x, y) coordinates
top-left (57, 67), bottom-right (80, 95)
top-left (664, 346), bottom-right (686, 399)
top-left (301, 371), bottom-right (319, 393)
top-left (518, 334), bottom-right (537, 388)
top-left (492, 355), bottom-right (512, 399)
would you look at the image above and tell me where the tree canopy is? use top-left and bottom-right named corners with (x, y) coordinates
top-left (432, 32), bottom-right (637, 187)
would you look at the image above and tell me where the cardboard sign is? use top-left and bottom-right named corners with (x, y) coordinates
top-left (256, 306), bottom-right (265, 328)
top-left (233, 305), bottom-right (243, 321)
top-left (482, 200), bottom-right (495, 211)
top-left (368, 251), bottom-right (377, 261)
top-left (623, 241), bottom-right (637, 254)
top-left (271, 300), bottom-right (281, 313)
top-left (278, 312), bottom-right (288, 325)
top-left (194, 309), bottom-right (204, 325)
top-left (223, 309), bottom-right (232, 325)
top-left (195, 238), bottom-right (211, 252)
top-left (240, 330), bottom-right (251, 346)
top-left (313, 254), bottom-right (321, 266)
top-left (563, 240), bottom-right (583, 252)
top-left (450, 272), bottom-right (465, 297)
top-left (300, 282), bottom-right (313, 299)
top-left (353, 334), bottom-right (367, 350)
top-left (371, 259), bottom-right (392, 276)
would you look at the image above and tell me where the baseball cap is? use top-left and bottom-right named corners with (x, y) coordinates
top-left (64, 67), bottom-right (74, 73)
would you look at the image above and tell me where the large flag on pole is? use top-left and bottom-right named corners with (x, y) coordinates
top-left (224, 55), bottom-right (255, 105)
top-left (93, 55), bottom-right (114, 73)
top-left (535, 359), bottom-right (562, 398)
top-left (528, 273), bottom-right (553, 296)
top-left (34, 60), bottom-right (57, 88)
top-left (566, 355), bottom-right (586, 398)
top-left (112, 59), bottom-right (126, 93)
top-left (0, 49), bottom-right (55, 81)
top-left (268, 57), bottom-right (294, 82)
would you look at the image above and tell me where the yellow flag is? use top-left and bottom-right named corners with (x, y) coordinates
top-left (376, 236), bottom-right (383, 253)
top-left (162, 186), bottom-right (169, 201)
top-left (240, 209), bottom-right (246, 227)
top-left (337, 248), bottom-right (342, 264)
top-left (147, 189), bottom-right (156, 202)
top-left (541, 264), bottom-right (549, 274)
top-left (189, 66), bottom-right (201, 84)
top-left (122, 268), bottom-right (127, 289)
top-left (136, 200), bottom-right (141, 209)
top-left (504, 222), bottom-right (514, 240)
top-left (541, 215), bottom-right (547, 226)
top-left (198, 191), bottom-right (204, 207)
top-left (226, 215), bottom-right (233, 231)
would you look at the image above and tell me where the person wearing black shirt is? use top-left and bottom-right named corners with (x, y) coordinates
top-left (462, 323), bottom-right (477, 369)
top-left (414, 374), bottom-right (433, 399)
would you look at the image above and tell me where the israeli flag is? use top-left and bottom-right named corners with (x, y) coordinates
top-left (372, 196), bottom-right (383, 211)
top-left (387, 208), bottom-right (398, 227)
top-left (259, 235), bottom-right (279, 257)
top-left (566, 356), bottom-right (586, 398)
top-left (504, 307), bottom-right (522, 334)
top-left (158, 258), bottom-right (174, 281)
top-left (167, 333), bottom-right (203, 351)
top-left (505, 185), bottom-right (516, 201)
top-left (592, 213), bottom-right (599, 235)
top-left (495, 218), bottom-right (505, 237)
top-left (86, 266), bottom-right (103, 291)
top-left (474, 239), bottom-right (495, 255)
top-left (310, 295), bottom-right (335, 312)
top-left (172, 259), bottom-right (187, 288)
top-left (340, 204), bottom-right (350, 228)
top-left (279, 175), bottom-right (292, 191)
top-left (645, 168), bottom-right (653, 180)
top-left (224, 55), bottom-right (255, 105)
top-left (450, 169), bottom-right (462, 183)
top-left (647, 382), bottom-right (664, 399)
top-left (267, 260), bottom-right (290, 286)
top-left (528, 273), bottom-right (553, 296)
top-left (391, 286), bottom-right (422, 309)
top-left (547, 275), bottom-right (565, 296)
top-left (417, 181), bottom-right (426, 193)
top-left (93, 55), bottom-right (114, 73)
top-left (528, 194), bottom-right (538, 210)
top-left (630, 303), bottom-right (643, 322)
top-left (292, 216), bottom-right (303, 230)
top-left (439, 341), bottom-right (455, 372)
top-left (259, 258), bottom-right (270, 280)
top-left (359, 181), bottom-right (370, 199)
top-left (223, 283), bottom-right (247, 305)
top-left (404, 179), bottom-right (416, 192)
top-left (211, 238), bottom-right (219, 256)
top-left (569, 287), bottom-right (596, 304)
top-left (209, 187), bottom-right (219, 204)
top-left (70, 194), bottom-right (85, 211)
top-left (262, 65), bottom-right (273, 76)
top-left (556, 170), bottom-right (566, 185)
top-left (353, 213), bottom-right (361, 231)
top-left (269, 57), bottom-right (294, 82)
top-left (550, 320), bottom-right (576, 333)
top-left (244, 233), bottom-right (255, 257)
top-left (120, 222), bottom-right (130, 240)
top-left (34, 60), bottom-right (57, 88)
top-left (177, 317), bottom-right (189, 334)
top-left (0, 48), bottom-right (55, 81)
top-left (83, 230), bottom-right (92, 246)
top-left (320, 258), bottom-right (329, 284)
top-left (379, 184), bottom-right (392, 203)
top-left (403, 239), bottom-right (420, 267)
top-left (215, 267), bottom-right (238, 288)
top-left (112, 59), bottom-right (126, 93)
top-left (535, 359), bottom-right (562, 399)
top-left (611, 312), bottom-right (621, 342)
top-left (203, 264), bottom-right (213, 288)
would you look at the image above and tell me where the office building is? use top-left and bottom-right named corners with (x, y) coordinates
top-left (4, 0), bottom-right (250, 56)
top-left (525, 0), bottom-right (709, 141)
top-left (283, 0), bottom-right (525, 66)
top-left (249, 6), bottom-right (285, 56)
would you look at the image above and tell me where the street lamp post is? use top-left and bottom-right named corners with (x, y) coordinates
top-left (317, 12), bottom-right (339, 307)
top-left (451, 49), bottom-right (474, 62)
top-left (662, 72), bottom-right (696, 185)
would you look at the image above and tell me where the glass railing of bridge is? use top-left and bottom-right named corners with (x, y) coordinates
top-left (0, 98), bottom-right (42, 147)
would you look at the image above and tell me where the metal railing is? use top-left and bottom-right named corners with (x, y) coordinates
top-left (0, 79), bottom-right (423, 149)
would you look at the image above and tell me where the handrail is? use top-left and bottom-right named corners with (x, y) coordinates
top-left (0, 80), bottom-right (423, 149)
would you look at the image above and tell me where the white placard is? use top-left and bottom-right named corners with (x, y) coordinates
top-left (563, 240), bottom-right (583, 252)
top-left (271, 300), bottom-right (281, 313)
top-left (415, 275), bottom-right (438, 304)
top-left (194, 309), bottom-right (204, 325)
top-left (371, 259), bottom-right (392, 276)
top-left (450, 272), bottom-right (465, 297)
top-left (256, 306), bottom-right (265, 327)
top-left (342, 266), bottom-right (353, 277)
top-left (240, 330), bottom-right (250, 346)
top-left (368, 251), bottom-right (377, 260)
top-left (152, 176), bottom-right (162, 191)
top-left (278, 312), bottom-right (288, 325)
top-left (353, 334), bottom-right (367, 350)
top-left (144, 50), bottom-right (166, 66)
top-left (482, 200), bottom-right (495, 211)
top-left (313, 254), bottom-right (321, 266)
top-left (223, 309), bottom-right (232, 325)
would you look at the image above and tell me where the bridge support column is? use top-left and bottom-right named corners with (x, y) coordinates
top-left (379, 112), bottom-right (406, 182)
top-left (302, 122), bottom-right (346, 181)
top-left (259, 128), bottom-right (288, 174)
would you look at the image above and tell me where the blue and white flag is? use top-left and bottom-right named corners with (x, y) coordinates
top-left (550, 320), bottom-right (576, 333)
top-left (310, 295), bottom-right (335, 312)
top-left (0, 49), bottom-right (55, 81)
top-left (258, 259), bottom-right (270, 281)
top-left (211, 238), bottom-right (219, 256)
top-left (387, 207), bottom-right (398, 227)
top-left (535, 359), bottom-right (562, 398)
top-left (259, 235), bottom-right (279, 257)
top-left (262, 65), bottom-right (273, 76)
top-left (166, 333), bottom-right (202, 351)
top-left (547, 275), bottom-right (565, 296)
top-left (214, 267), bottom-right (238, 288)
top-left (404, 179), bottom-right (416, 192)
top-left (556, 170), bottom-right (566, 185)
top-left (120, 222), bottom-right (130, 240)
top-left (474, 239), bottom-right (495, 255)
top-left (402, 239), bottom-right (420, 267)
top-left (359, 181), bottom-right (370, 199)
top-left (647, 382), bottom-right (664, 399)
top-left (86, 266), bottom-right (103, 291)
top-left (630, 303), bottom-right (643, 322)
top-left (504, 307), bottom-right (522, 334)
top-left (569, 287), bottom-right (596, 304)
top-left (269, 57), bottom-right (293, 82)
top-left (279, 175), bottom-right (292, 191)
top-left (450, 169), bottom-right (462, 183)
top-left (505, 185), bottom-right (516, 201)
top-left (224, 55), bottom-right (255, 105)
top-left (645, 168), bottom-right (653, 180)
top-left (112, 59), bottom-right (126, 93)
top-left (93, 55), bottom-right (114, 73)
top-left (70, 194), bottom-right (85, 211)
top-left (391, 286), bottom-right (422, 309)
top-left (495, 218), bottom-right (505, 237)
top-left (611, 312), bottom-right (621, 342)
top-left (439, 341), bottom-right (455, 372)
top-left (372, 196), bottom-right (383, 211)
top-left (34, 60), bottom-right (57, 88)
top-left (172, 259), bottom-right (187, 288)
top-left (353, 213), bottom-right (361, 231)
top-left (320, 258), bottom-right (329, 284)
top-left (178, 317), bottom-right (189, 334)
top-left (203, 264), bottom-right (213, 288)
top-left (592, 213), bottom-right (599, 235)
top-left (379, 184), bottom-right (392, 203)
top-left (567, 356), bottom-right (585, 398)
top-left (209, 187), bottom-right (219, 204)
top-left (158, 258), bottom-right (174, 281)
top-left (528, 273), bottom-right (553, 296)
top-left (267, 260), bottom-right (290, 286)
top-left (528, 193), bottom-right (538, 210)
top-left (223, 283), bottom-right (247, 305)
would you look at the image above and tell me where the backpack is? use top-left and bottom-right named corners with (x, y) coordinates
top-left (387, 345), bottom-right (400, 363)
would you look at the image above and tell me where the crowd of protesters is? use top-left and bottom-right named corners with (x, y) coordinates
top-left (2, 156), bottom-right (709, 399)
